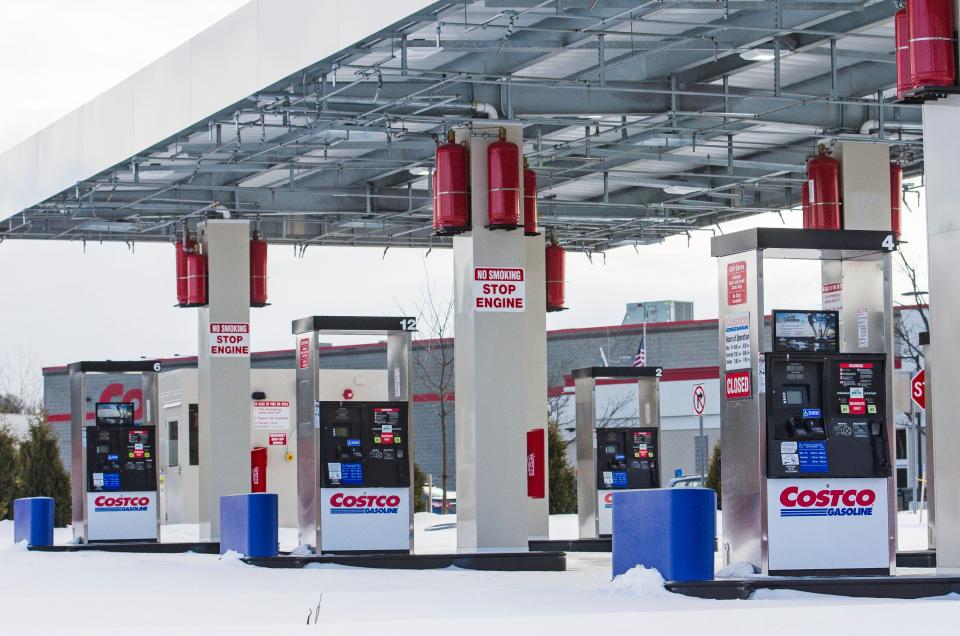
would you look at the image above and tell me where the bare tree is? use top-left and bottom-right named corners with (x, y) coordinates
top-left (547, 366), bottom-right (574, 434)
top-left (410, 283), bottom-right (455, 514)
top-left (0, 347), bottom-right (41, 414)
top-left (895, 248), bottom-right (929, 371)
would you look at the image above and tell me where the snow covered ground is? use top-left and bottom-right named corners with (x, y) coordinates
top-left (0, 512), bottom-right (957, 635)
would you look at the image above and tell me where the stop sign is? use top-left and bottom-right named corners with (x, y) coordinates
top-left (911, 369), bottom-right (925, 411)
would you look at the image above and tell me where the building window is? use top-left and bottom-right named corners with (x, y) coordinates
top-left (189, 403), bottom-right (199, 466)
top-left (167, 420), bottom-right (179, 468)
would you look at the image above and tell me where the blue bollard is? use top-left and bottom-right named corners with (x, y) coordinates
top-left (220, 493), bottom-right (278, 557)
top-left (13, 497), bottom-right (55, 547)
top-left (612, 488), bottom-right (716, 581)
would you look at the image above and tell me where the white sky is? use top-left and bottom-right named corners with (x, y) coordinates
top-left (0, 0), bottom-right (931, 391)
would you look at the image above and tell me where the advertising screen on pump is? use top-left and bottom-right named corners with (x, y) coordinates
top-left (766, 477), bottom-right (889, 571)
top-left (473, 267), bottom-right (525, 312)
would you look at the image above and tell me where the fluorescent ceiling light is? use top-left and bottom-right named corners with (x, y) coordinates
top-left (409, 166), bottom-right (431, 176)
top-left (740, 49), bottom-right (776, 62)
top-left (662, 185), bottom-right (707, 195)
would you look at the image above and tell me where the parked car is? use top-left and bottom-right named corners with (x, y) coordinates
top-left (667, 475), bottom-right (705, 488)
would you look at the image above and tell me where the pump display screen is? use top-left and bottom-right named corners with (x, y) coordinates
top-left (772, 310), bottom-right (839, 353)
top-left (333, 426), bottom-right (350, 438)
top-left (783, 389), bottom-right (806, 405)
top-left (95, 402), bottom-right (135, 426)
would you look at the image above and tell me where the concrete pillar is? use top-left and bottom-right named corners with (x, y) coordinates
top-left (197, 219), bottom-right (252, 541)
top-left (922, 334), bottom-right (935, 550)
top-left (453, 123), bottom-right (529, 550)
top-left (922, 96), bottom-right (960, 572)
top-left (525, 234), bottom-right (549, 540)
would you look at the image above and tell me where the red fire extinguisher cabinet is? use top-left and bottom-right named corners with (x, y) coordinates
top-left (251, 447), bottom-right (267, 493)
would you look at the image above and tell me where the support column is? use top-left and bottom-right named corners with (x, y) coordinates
top-left (197, 219), bottom-right (252, 541)
top-left (821, 141), bottom-right (896, 571)
top-left (923, 96), bottom-right (960, 572)
top-left (453, 124), bottom-right (528, 550)
top-left (525, 234), bottom-right (549, 540)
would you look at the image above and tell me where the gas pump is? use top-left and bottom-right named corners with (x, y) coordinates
top-left (70, 361), bottom-right (161, 543)
top-left (574, 366), bottom-right (663, 539)
top-left (293, 316), bottom-right (416, 553)
top-left (712, 227), bottom-right (897, 575)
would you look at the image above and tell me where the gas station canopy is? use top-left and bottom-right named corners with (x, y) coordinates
top-left (0, 0), bottom-right (920, 252)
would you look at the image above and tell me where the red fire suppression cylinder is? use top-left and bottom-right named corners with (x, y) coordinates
top-left (908, 0), bottom-right (957, 89)
top-left (895, 9), bottom-right (912, 99)
top-left (523, 159), bottom-right (539, 235)
top-left (801, 180), bottom-right (812, 228)
top-left (185, 244), bottom-right (208, 306)
top-left (433, 131), bottom-right (470, 235)
top-left (250, 231), bottom-right (268, 307)
top-left (806, 146), bottom-right (842, 230)
top-left (487, 128), bottom-right (521, 230)
top-left (175, 237), bottom-right (190, 306)
top-left (890, 163), bottom-right (903, 239)
top-left (546, 241), bottom-right (566, 312)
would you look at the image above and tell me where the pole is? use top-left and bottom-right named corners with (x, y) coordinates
top-left (699, 414), bottom-right (705, 479)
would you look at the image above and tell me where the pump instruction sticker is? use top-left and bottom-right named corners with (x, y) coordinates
top-left (724, 312), bottom-right (751, 370)
top-left (822, 282), bottom-right (842, 311)
top-left (208, 322), bottom-right (250, 357)
top-left (253, 400), bottom-right (291, 430)
top-left (473, 267), bottom-right (525, 312)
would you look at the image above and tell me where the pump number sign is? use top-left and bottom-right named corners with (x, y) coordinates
top-left (209, 322), bottom-right (250, 357)
top-left (473, 267), bottom-right (525, 312)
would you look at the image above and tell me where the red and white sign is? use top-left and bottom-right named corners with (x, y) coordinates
top-left (766, 478), bottom-right (889, 572)
top-left (268, 433), bottom-right (287, 446)
top-left (208, 322), bottom-right (250, 357)
top-left (725, 370), bottom-right (751, 400)
top-left (693, 384), bottom-right (706, 415)
top-left (86, 491), bottom-right (157, 541)
top-left (473, 267), bottom-right (525, 312)
top-left (726, 261), bottom-right (747, 306)
top-left (911, 369), bottom-right (925, 410)
top-left (298, 337), bottom-right (310, 369)
top-left (319, 487), bottom-right (410, 551)
top-left (822, 282), bottom-right (842, 311)
top-left (253, 400), bottom-right (291, 430)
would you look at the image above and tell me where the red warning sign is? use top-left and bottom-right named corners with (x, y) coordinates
top-left (725, 370), bottom-right (751, 400)
top-left (911, 369), bottom-right (925, 411)
top-left (473, 267), bottom-right (525, 312)
top-left (693, 384), bottom-right (706, 415)
top-left (209, 322), bottom-right (250, 357)
top-left (727, 261), bottom-right (747, 306)
top-left (268, 433), bottom-right (287, 446)
top-left (298, 337), bottom-right (310, 369)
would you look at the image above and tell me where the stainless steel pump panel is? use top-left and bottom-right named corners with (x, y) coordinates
top-left (69, 360), bottom-right (161, 543)
top-left (574, 366), bottom-right (663, 539)
top-left (293, 315), bottom-right (415, 554)
top-left (711, 227), bottom-right (896, 575)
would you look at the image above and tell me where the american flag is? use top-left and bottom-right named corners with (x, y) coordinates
top-left (633, 336), bottom-right (646, 367)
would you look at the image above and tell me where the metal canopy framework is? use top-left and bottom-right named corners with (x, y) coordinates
top-left (0, 0), bottom-right (921, 252)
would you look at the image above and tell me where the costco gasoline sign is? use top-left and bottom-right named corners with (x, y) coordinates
top-left (473, 267), bottom-right (525, 312)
